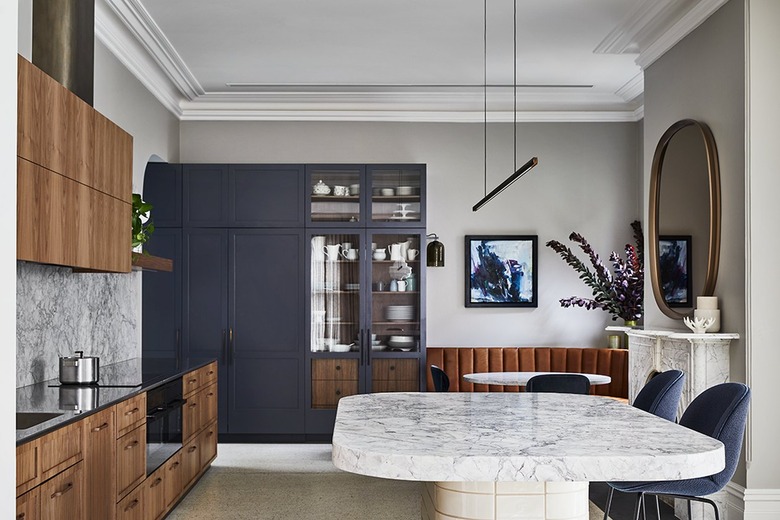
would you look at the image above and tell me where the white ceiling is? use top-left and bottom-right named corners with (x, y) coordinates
top-left (95, 0), bottom-right (729, 121)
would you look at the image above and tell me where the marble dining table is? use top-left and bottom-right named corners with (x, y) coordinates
top-left (463, 371), bottom-right (611, 386)
top-left (332, 392), bottom-right (724, 520)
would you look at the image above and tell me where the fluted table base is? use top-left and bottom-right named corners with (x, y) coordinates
top-left (421, 481), bottom-right (589, 520)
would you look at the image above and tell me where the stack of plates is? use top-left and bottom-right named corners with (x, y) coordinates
top-left (388, 336), bottom-right (416, 350)
top-left (385, 305), bottom-right (415, 321)
top-left (344, 283), bottom-right (360, 291)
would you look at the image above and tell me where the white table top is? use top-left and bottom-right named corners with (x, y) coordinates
top-left (463, 371), bottom-right (611, 386)
top-left (332, 392), bottom-right (724, 482)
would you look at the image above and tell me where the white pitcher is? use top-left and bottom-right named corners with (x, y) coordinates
top-left (323, 244), bottom-right (342, 261)
top-left (387, 243), bottom-right (403, 261)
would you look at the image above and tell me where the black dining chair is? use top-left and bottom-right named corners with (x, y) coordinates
top-left (525, 374), bottom-right (590, 395)
top-left (633, 369), bottom-right (686, 422)
top-left (430, 365), bottom-right (450, 392)
top-left (603, 382), bottom-right (751, 520)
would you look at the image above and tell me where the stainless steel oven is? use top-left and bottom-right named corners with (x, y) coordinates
top-left (146, 378), bottom-right (185, 476)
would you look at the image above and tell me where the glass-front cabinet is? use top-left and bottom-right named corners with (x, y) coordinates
top-left (306, 164), bottom-right (425, 228)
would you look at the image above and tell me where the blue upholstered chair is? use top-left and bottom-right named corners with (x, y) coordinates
top-left (430, 365), bottom-right (450, 392)
top-left (525, 374), bottom-right (590, 395)
top-left (632, 370), bottom-right (686, 422)
top-left (603, 382), bottom-right (751, 520)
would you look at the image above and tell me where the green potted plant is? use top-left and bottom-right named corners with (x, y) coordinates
top-left (131, 193), bottom-right (155, 253)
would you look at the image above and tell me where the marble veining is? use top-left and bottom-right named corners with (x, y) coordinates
top-left (17, 261), bottom-right (140, 387)
top-left (332, 392), bottom-right (724, 483)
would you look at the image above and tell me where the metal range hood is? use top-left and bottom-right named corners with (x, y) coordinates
top-left (32, 0), bottom-right (95, 105)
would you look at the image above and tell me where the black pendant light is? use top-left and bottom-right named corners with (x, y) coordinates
top-left (426, 233), bottom-right (445, 267)
top-left (473, 0), bottom-right (538, 212)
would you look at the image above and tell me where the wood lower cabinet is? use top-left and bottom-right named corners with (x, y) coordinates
top-left (182, 438), bottom-right (201, 488)
top-left (144, 466), bottom-right (166, 520)
top-left (40, 420), bottom-right (82, 482)
top-left (311, 359), bottom-right (359, 409)
top-left (83, 407), bottom-right (116, 520)
top-left (116, 484), bottom-right (143, 520)
top-left (116, 424), bottom-right (146, 501)
top-left (372, 359), bottom-right (419, 393)
top-left (164, 452), bottom-right (184, 510)
top-left (116, 392), bottom-right (146, 437)
top-left (16, 438), bottom-right (40, 497)
top-left (183, 387), bottom-right (202, 442)
top-left (40, 461), bottom-right (83, 520)
top-left (16, 487), bottom-right (39, 520)
top-left (200, 421), bottom-right (218, 466)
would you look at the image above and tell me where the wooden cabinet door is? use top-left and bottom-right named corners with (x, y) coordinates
top-left (183, 164), bottom-right (229, 227)
top-left (199, 421), bottom-right (218, 468)
top-left (142, 229), bottom-right (183, 375)
top-left (40, 420), bottom-right (82, 482)
top-left (182, 439), bottom-right (201, 487)
top-left (115, 484), bottom-right (143, 520)
top-left (202, 383), bottom-right (218, 426)
top-left (116, 424), bottom-right (146, 501)
top-left (16, 487), bottom-right (39, 520)
top-left (93, 111), bottom-right (132, 202)
top-left (144, 466), bottom-right (166, 520)
top-left (116, 393), bottom-right (146, 437)
top-left (163, 452), bottom-right (183, 510)
top-left (40, 461), bottom-right (83, 520)
top-left (183, 388), bottom-right (202, 442)
top-left (311, 380), bottom-right (359, 409)
top-left (16, 439), bottom-right (40, 496)
top-left (228, 229), bottom-right (305, 434)
top-left (83, 407), bottom-right (116, 520)
top-left (229, 164), bottom-right (304, 227)
top-left (143, 162), bottom-right (182, 227)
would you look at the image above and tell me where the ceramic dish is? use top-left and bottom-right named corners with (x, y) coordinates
top-left (330, 344), bottom-right (353, 353)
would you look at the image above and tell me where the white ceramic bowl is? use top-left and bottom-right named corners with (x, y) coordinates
top-left (330, 344), bottom-right (352, 353)
top-left (396, 186), bottom-right (414, 196)
top-left (388, 335), bottom-right (415, 345)
top-left (380, 188), bottom-right (395, 196)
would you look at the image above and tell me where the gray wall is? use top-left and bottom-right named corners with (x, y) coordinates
top-left (642, 0), bottom-right (746, 482)
top-left (180, 120), bottom-right (640, 347)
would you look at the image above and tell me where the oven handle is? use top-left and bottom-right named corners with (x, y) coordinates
top-left (146, 398), bottom-right (187, 420)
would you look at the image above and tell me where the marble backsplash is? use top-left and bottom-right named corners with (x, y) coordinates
top-left (16, 261), bottom-right (140, 388)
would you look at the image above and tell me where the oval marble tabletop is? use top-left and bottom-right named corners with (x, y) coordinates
top-left (463, 371), bottom-right (611, 386)
top-left (332, 392), bottom-right (724, 482)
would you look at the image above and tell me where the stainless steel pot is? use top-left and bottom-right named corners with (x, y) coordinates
top-left (58, 385), bottom-right (99, 413)
top-left (59, 351), bottom-right (100, 385)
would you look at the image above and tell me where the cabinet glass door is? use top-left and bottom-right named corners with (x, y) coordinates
top-left (369, 166), bottom-right (424, 225)
top-left (369, 233), bottom-right (422, 353)
top-left (310, 233), bottom-right (363, 353)
top-left (307, 166), bottom-right (364, 225)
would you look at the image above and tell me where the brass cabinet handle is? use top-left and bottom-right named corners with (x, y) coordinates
top-left (188, 377), bottom-right (198, 384)
top-left (50, 482), bottom-right (73, 499)
top-left (125, 440), bottom-right (139, 450)
top-left (124, 499), bottom-right (140, 512)
top-left (150, 477), bottom-right (163, 488)
top-left (124, 407), bottom-right (139, 416)
top-left (92, 422), bottom-right (109, 432)
top-left (188, 446), bottom-right (197, 453)
top-left (169, 461), bottom-right (180, 470)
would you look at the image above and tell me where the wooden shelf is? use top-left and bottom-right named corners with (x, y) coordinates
top-left (131, 253), bottom-right (173, 272)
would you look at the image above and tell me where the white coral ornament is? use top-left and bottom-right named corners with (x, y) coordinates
top-left (683, 316), bottom-right (715, 334)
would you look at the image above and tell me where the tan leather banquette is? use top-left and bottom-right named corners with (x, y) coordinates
top-left (426, 347), bottom-right (628, 398)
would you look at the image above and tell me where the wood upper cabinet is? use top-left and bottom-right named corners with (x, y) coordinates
top-left (40, 461), bottom-right (83, 520)
top-left (16, 55), bottom-right (133, 273)
top-left (83, 407), bottom-right (116, 520)
top-left (116, 424), bottom-right (146, 501)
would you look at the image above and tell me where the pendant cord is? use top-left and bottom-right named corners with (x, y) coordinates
top-left (483, 0), bottom-right (487, 197)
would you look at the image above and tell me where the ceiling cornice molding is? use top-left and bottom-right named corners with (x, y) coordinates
top-left (615, 73), bottom-right (644, 102)
top-left (594, 0), bottom-right (688, 55)
top-left (635, 0), bottom-right (730, 69)
top-left (101, 0), bottom-right (204, 100)
top-left (95, 0), bottom-right (183, 116)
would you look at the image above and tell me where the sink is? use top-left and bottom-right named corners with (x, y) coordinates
top-left (17, 412), bottom-right (63, 430)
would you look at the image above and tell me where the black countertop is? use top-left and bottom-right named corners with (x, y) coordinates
top-left (16, 357), bottom-right (214, 445)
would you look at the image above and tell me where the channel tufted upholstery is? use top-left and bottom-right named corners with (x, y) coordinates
top-left (425, 347), bottom-right (628, 398)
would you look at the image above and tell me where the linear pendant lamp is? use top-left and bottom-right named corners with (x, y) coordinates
top-left (473, 0), bottom-right (538, 212)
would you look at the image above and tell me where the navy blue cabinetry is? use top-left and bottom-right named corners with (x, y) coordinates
top-left (143, 162), bottom-right (182, 227)
top-left (183, 164), bottom-right (230, 227)
top-left (230, 164), bottom-right (305, 227)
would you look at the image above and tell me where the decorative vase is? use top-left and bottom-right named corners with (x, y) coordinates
top-left (623, 320), bottom-right (637, 328)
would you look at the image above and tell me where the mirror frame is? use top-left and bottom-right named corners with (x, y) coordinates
top-left (648, 119), bottom-right (721, 320)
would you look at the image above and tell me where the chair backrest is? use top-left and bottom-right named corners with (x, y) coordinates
top-left (633, 370), bottom-right (685, 421)
top-left (679, 382), bottom-right (751, 488)
top-left (525, 374), bottom-right (590, 395)
top-left (430, 365), bottom-right (450, 392)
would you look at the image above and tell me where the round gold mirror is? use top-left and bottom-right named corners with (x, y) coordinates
top-left (648, 119), bottom-right (721, 320)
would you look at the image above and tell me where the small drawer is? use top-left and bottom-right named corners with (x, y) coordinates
top-left (200, 361), bottom-right (218, 385)
top-left (312, 359), bottom-right (358, 381)
top-left (40, 420), bottom-right (83, 482)
top-left (116, 483), bottom-right (144, 520)
top-left (372, 359), bottom-right (418, 381)
top-left (372, 379), bottom-right (419, 393)
top-left (182, 370), bottom-right (201, 397)
top-left (40, 460), bottom-right (83, 519)
top-left (116, 424), bottom-right (146, 501)
top-left (116, 393), bottom-right (146, 437)
top-left (311, 379), bottom-right (359, 409)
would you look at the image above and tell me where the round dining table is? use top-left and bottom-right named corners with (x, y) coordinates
top-left (463, 371), bottom-right (611, 386)
top-left (332, 392), bottom-right (724, 520)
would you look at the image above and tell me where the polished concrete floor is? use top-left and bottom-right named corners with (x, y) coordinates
top-left (169, 444), bottom-right (620, 519)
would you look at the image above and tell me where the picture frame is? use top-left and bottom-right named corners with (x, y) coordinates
top-left (659, 235), bottom-right (692, 307)
top-left (465, 235), bottom-right (538, 307)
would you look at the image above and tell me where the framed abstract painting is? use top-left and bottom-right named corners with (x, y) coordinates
top-left (659, 235), bottom-right (692, 307)
top-left (465, 235), bottom-right (538, 307)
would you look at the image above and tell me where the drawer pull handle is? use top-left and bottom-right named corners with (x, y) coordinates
top-left (124, 499), bottom-right (140, 512)
top-left (390, 366), bottom-right (395, 370)
top-left (125, 440), bottom-right (139, 450)
top-left (189, 403), bottom-right (198, 408)
top-left (124, 407), bottom-right (139, 416)
top-left (169, 462), bottom-right (180, 470)
top-left (92, 422), bottom-right (109, 432)
top-left (188, 446), bottom-right (197, 453)
top-left (188, 378), bottom-right (197, 384)
top-left (17, 513), bottom-right (25, 519)
top-left (208, 370), bottom-right (214, 375)
top-left (50, 482), bottom-right (73, 499)
top-left (150, 477), bottom-right (163, 488)
top-left (335, 365), bottom-right (341, 370)
top-left (335, 390), bottom-right (341, 396)
top-left (207, 430), bottom-right (214, 437)
top-left (207, 392), bottom-right (215, 397)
